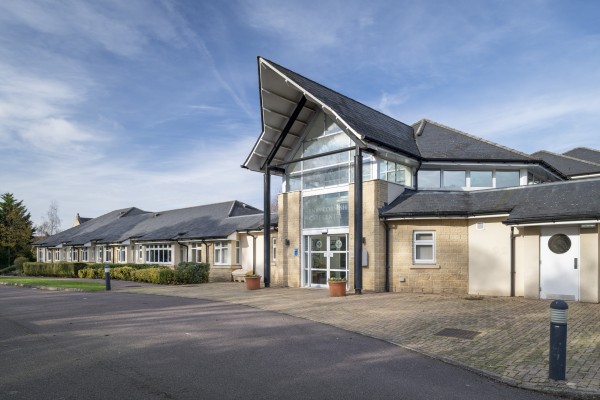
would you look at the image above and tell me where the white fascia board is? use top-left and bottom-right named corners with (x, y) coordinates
top-left (507, 219), bottom-right (600, 227)
top-left (420, 161), bottom-right (532, 169)
top-left (260, 59), bottom-right (366, 146)
top-left (467, 214), bottom-right (510, 219)
top-left (571, 173), bottom-right (600, 179)
top-left (383, 216), bottom-right (468, 221)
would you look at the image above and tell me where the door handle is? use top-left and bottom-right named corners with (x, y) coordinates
top-left (574, 258), bottom-right (578, 269)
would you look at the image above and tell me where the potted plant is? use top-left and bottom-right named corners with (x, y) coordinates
top-left (244, 271), bottom-right (262, 290)
top-left (328, 277), bottom-right (347, 297)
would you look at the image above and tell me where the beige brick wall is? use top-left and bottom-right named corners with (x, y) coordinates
top-left (275, 191), bottom-right (302, 287)
top-left (389, 219), bottom-right (468, 294)
top-left (348, 180), bottom-right (388, 292)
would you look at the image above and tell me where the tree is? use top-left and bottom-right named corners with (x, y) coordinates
top-left (37, 200), bottom-right (62, 236)
top-left (0, 193), bottom-right (34, 267)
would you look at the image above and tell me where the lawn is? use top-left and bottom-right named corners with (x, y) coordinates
top-left (0, 277), bottom-right (106, 291)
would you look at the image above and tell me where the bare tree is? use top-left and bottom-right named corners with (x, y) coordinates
top-left (38, 200), bottom-right (62, 237)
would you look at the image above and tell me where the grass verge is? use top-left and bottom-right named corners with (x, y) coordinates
top-left (0, 277), bottom-right (105, 292)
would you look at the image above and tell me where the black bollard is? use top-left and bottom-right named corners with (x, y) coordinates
top-left (104, 266), bottom-right (111, 291)
top-left (549, 300), bottom-right (568, 380)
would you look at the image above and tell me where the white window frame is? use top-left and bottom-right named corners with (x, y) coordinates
top-left (105, 246), bottom-right (112, 262)
top-left (235, 240), bottom-right (240, 264)
top-left (191, 243), bottom-right (202, 263)
top-left (145, 244), bottom-right (172, 264)
top-left (118, 246), bottom-right (127, 263)
top-left (272, 237), bottom-right (277, 261)
top-left (82, 247), bottom-right (89, 262)
top-left (214, 241), bottom-right (229, 265)
top-left (413, 231), bottom-right (436, 265)
top-left (55, 249), bottom-right (61, 262)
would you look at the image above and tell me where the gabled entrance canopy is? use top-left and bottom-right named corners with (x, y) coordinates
top-left (243, 57), bottom-right (421, 174)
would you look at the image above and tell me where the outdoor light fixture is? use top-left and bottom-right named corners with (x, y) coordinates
top-left (284, 239), bottom-right (290, 246)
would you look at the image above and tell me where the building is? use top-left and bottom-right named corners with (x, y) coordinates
top-left (34, 201), bottom-right (277, 282)
top-left (243, 57), bottom-right (600, 302)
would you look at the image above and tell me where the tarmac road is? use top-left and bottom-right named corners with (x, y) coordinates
top-left (0, 285), bottom-right (561, 400)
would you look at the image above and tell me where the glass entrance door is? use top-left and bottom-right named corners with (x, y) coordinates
top-left (303, 234), bottom-right (348, 288)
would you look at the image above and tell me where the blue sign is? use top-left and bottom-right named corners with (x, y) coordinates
top-left (294, 248), bottom-right (299, 257)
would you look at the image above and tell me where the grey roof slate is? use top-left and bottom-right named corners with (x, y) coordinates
top-left (36, 201), bottom-right (268, 247)
top-left (414, 119), bottom-right (536, 162)
top-left (563, 147), bottom-right (600, 165)
top-left (381, 179), bottom-right (600, 224)
top-left (531, 150), bottom-right (600, 177)
top-left (263, 58), bottom-right (421, 158)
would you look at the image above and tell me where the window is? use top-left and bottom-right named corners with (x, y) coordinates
top-left (145, 244), bottom-right (172, 264)
top-left (82, 248), bottom-right (89, 262)
top-left (105, 247), bottom-right (112, 262)
top-left (97, 247), bottom-right (103, 262)
top-left (138, 245), bottom-right (143, 262)
top-left (496, 171), bottom-right (520, 188)
top-left (67, 248), bottom-right (72, 261)
top-left (443, 170), bottom-right (466, 188)
top-left (236, 241), bottom-right (241, 264)
top-left (418, 170), bottom-right (441, 189)
top-left (272, 238), bottom-right (277, 261)
top-left (214, 241), bottom-right (229, 265)
top-left (470, 171), bottom-right (492, 188)
top-left (118, 246), bottom-right (127, 263)
top-left (38, 248), bottom-right (45, 262)
top-left (413, 231), bottom-right (435, 264)
top-left (191, 243), bottom-right (202, 263)
top-left (379, 159), bottom-right (412, 186)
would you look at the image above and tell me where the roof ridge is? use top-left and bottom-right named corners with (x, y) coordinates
top-left (533, 149), bottom-right (600, 167)
top-left (260, 57), bottom-right (415, 135)
top-left (421, 119), bottom-right (535, 160)
top-left (565, 146), bottom-right (600, 154)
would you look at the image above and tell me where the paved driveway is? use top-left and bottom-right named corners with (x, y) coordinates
top-left (0, 285), bottom-right (559, 400)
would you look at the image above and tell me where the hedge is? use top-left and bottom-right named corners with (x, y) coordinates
top-left (75, 262), bottom-right (210, 285)
top-left (23, 262), bottom-right (87, 278)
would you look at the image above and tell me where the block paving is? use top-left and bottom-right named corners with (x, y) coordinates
top-left (120, 282), bottom-right (600, 398)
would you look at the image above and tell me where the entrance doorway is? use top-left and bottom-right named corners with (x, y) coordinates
top-left (540, 226), bottom-right (580, 301)
top-left (303, 234), bottom-right (348, 288)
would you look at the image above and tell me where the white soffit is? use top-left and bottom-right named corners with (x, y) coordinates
top-left (244, 59), bottom-right (365, 173)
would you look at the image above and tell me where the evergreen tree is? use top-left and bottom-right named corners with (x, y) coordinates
top-left (0, 193), bottom-right (34, 267)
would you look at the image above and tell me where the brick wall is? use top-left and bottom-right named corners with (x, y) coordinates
top-left (390, 219), bottom-right (468, 294)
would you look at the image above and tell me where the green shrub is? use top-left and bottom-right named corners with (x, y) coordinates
top-left (13, 256), bottom-right (29, 272)
top-left (175, 262), bottom-right (210, 284)
top-left (110, 266), bottom-right (135, 281)
top-left (23, 262), bottom-right (87, 278)
top-left (77, 268), bottom-right (103, 279)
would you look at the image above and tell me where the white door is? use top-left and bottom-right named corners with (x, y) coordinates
top-left (540, 226), bottom-right (580, 301)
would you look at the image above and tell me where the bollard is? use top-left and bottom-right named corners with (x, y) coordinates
top-left (104, 266), bottom-right (111, 291)
top-left (549, 300), bottom-right (568, 380)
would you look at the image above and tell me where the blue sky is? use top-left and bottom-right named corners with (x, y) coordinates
top-left (1, 0), bottom-right (599, 229)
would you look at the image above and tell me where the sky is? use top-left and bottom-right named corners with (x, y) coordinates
top-left (1, 0), bottom-right (599, 230)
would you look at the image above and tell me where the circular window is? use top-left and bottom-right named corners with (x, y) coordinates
top-left (548, 234), bottom-right (571, 254)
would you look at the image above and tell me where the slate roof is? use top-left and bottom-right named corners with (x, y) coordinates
top-left (263, 58), bottom-right (421, 158)
top-left (414, 119), bottom-right (538, 162)
top-left (36, 201), bottom-right (269, 248)
top-left (531, 150), bottom-right (600, 178)
top-left (381, 179), bottom-right (600, 225)
top-left (563, 147), bottom-right (600, 165)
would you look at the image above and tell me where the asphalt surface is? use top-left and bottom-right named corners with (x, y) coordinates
top-left (0, 286), bottom-right (562, 400)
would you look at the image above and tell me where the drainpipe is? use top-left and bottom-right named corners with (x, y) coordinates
top-left (264, 168), bottom-right (271, 287)
top-left (201, 240), bottom-right (212, 264)
top-left (510, 227), bottom-right (516, 297)
top-left (247, 230), bottom-right (257, 276)
top-left (383, 220), bottom-right (390, 292)
top-left (354, 146), bottom-right (363, 294)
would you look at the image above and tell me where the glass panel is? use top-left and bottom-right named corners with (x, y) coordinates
top-left (548, 234), bottom-right (571, 254)
top-left (311, 270), bottom-right (327, 285)
top-left (416, 245), bottom-right (433, 260)
top-left (329, 270), bottom-right (347, 280)
top-left (329, 235), bottom-right (347, 251)
top-left (496, 171), bottom-right (520, 188)
top-left (302, 192), bottom-right (349, 229)
top-left (418, 170), bottom-right (441, 188)
top-left (310, 236), bottom-right (327, 251)
top-left (329, 253), bottom-right (347, 270)
top-left (303, 134), bottom-right (350, 168)
top-left (471, 171), bottom-right (492, 187)
top-left (415, 233), bottom-right (433, 241)
top-left (302, 165), bottom-right (349, 189)
top-left (443, 171), bottom-right (466, 188)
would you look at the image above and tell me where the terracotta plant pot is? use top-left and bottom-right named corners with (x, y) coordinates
top-left (328, 280), bottom-right (347, 297)
top-left (245, 276), bottom-right (261, 290)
